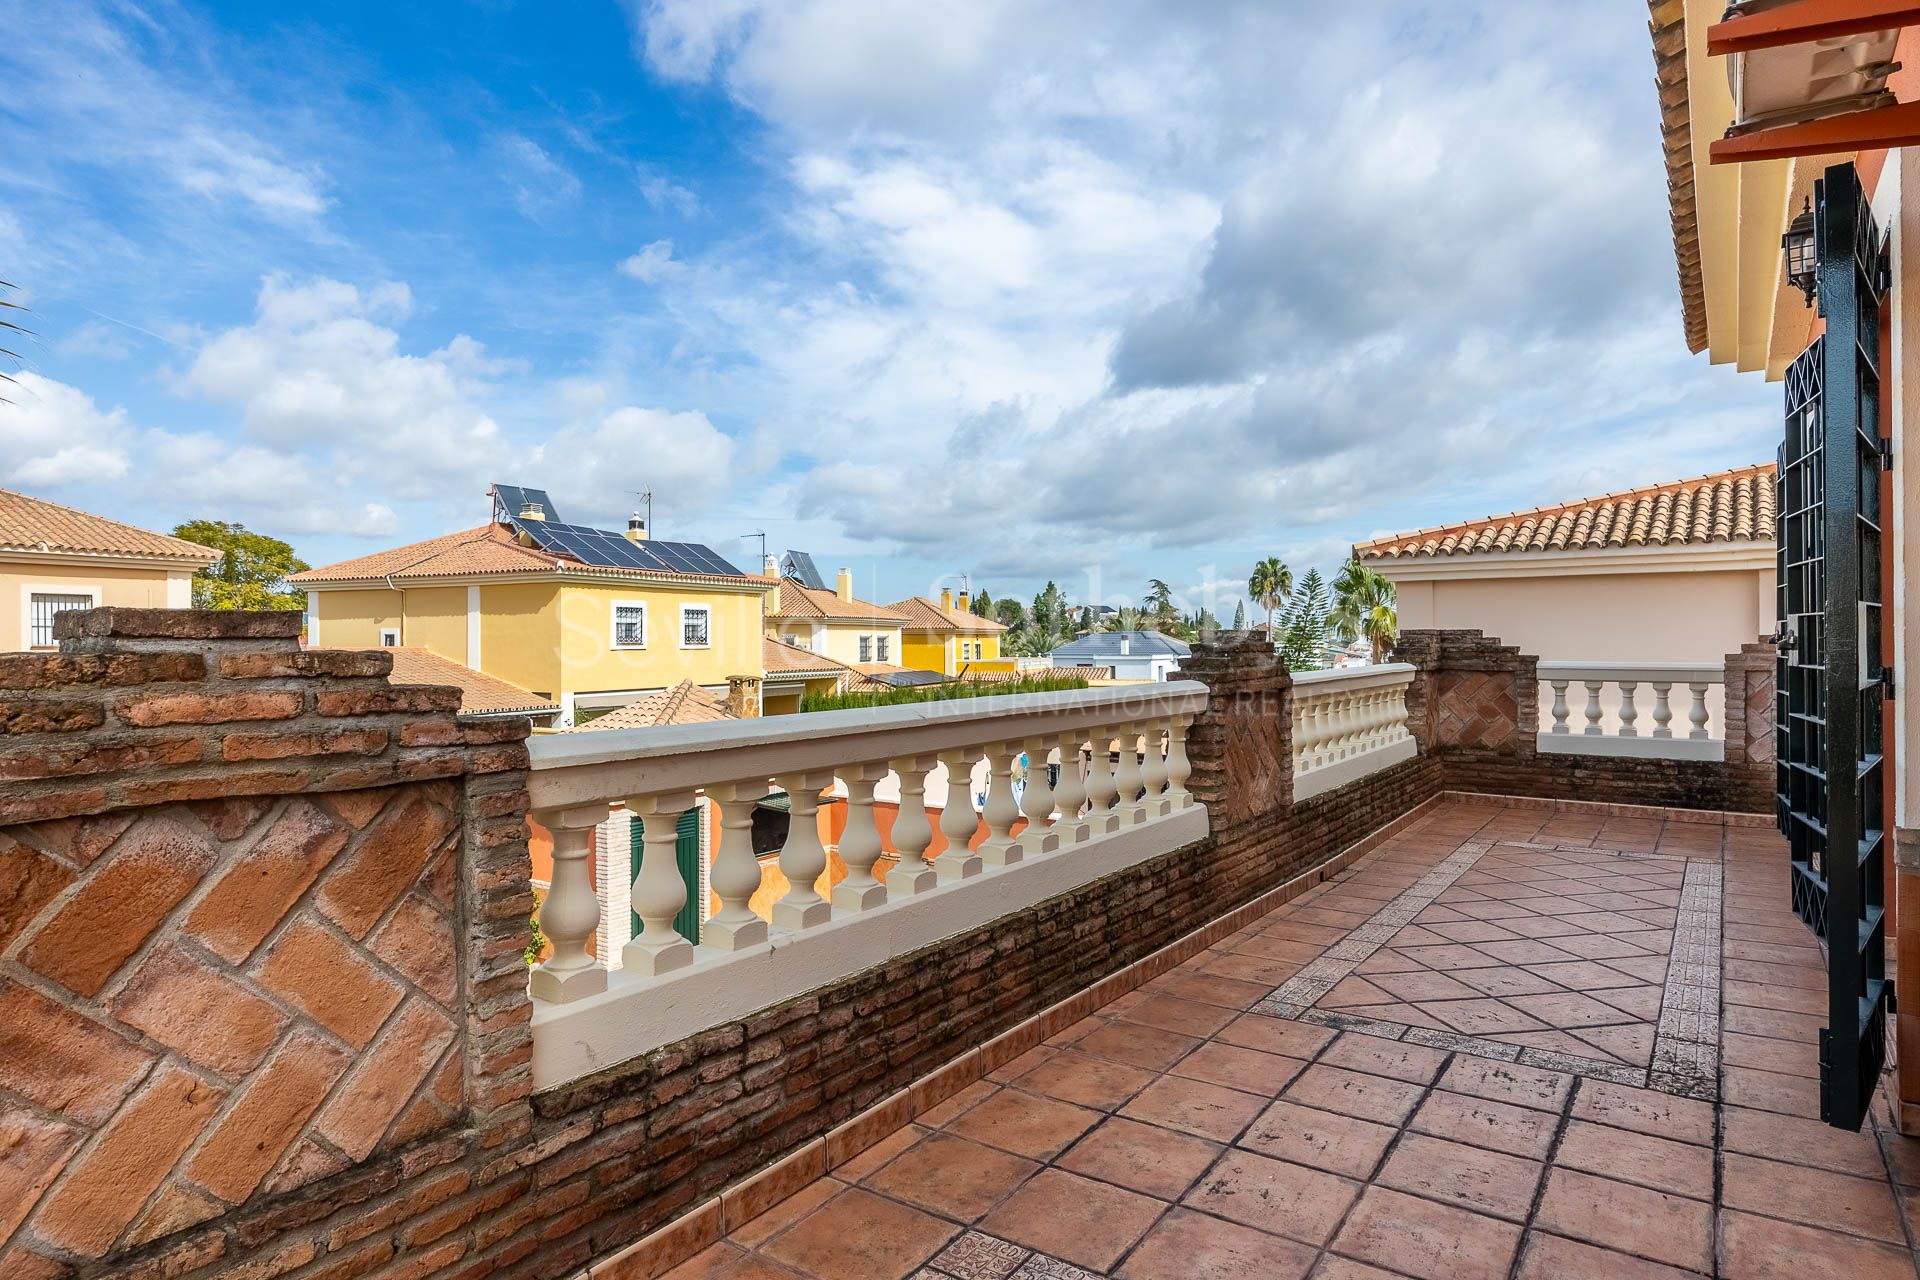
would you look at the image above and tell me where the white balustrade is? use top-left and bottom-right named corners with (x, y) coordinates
top-left (1537, 662), bottom-right (1725, 761)
top-left (1290, 664), bottom-right (1418, 801)
top-left (525, 682), bottom-right (1210, 1088)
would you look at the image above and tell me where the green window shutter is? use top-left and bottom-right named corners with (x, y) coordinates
top-left (629, 807), bottom-right (704, 945)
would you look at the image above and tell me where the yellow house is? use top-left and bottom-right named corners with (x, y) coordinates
top-left (0, 487), bottom-right (220, 651)
top-left (887, 589), bottom-right (1013, 676)
top-left (764, 570), bottom-right (909, 667)
top-left (292, 505), bottom-right (776, 728)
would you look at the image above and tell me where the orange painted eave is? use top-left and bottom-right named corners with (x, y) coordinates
top-left (1707, 0), bottom-right (1920, 55)
top-left (1710, 99), bottom-right (1920, 163)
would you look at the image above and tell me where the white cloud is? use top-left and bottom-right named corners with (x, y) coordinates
top-left (616, 0), bottom-right (1775, 593)
top-left (531, 405), bottom-right (737, 528)
top-left (495, 134), bottom-right (582, 218)
top-left (0, 372), bottom-right (133, 486)
top-left (619, 240), bottom-right (681, 284)
top-left (178, 275), bottom-right (513, 502)
top-left (637, 166), bottom-right (700, 217)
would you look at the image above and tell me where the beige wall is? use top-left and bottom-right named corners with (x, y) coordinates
top-left (4, 560), bottom-right (194, 651)
top-left (1390, 567), bottom-right (1773, 664)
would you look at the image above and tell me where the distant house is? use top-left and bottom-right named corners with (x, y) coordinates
top-left (1049, 631), bottom-right (1191, 681)
top-left (886, 588), bottom-right (1011, 676)
top-left (765, 571), bottom-right (909, 667)
top-left (1357, 463), bottom-right (1775, 668)
top-left (291, 484), bottom-right (776, 727)
top-left (0, 487), bottom-right (221, 651)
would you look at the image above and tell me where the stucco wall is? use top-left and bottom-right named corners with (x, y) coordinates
top-left (2, 561), bottom-right (194, 651)
top-left (1389, 567), bottom-right (1773, 664)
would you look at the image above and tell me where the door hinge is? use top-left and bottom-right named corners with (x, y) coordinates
top-left (1878, 437), bottom-right (1894, 471)
top-left (1884, 670), bottom-right (1897, 701)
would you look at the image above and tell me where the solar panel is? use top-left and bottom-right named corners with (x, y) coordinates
top-left (511, 519), bottom-right (745, 577)
top-left (491, 485), bottom-right (562, 524)
top-left (782, 550), bottom-right (827, 589)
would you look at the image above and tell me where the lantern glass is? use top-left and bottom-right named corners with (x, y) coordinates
top-left (1782, 198), bottom-right (1816, 305)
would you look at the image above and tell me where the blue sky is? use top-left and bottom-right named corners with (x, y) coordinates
top-left (1, 1), bottom-right (1778, 619)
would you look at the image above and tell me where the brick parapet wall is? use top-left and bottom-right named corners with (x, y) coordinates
top-left (1400, 627), bottom-right (1774, 814)
top-left (0, 610), bottom-right (535, 1280)
top-left (1720, 640), bottom-right (1778, 767)
top-left (3, 618), bottom-right (1771, 1280)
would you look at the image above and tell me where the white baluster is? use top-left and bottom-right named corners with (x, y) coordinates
top-left (978, 742), bottom-right (1025, 866)
top-left (1651, 682), bottom-right (1675, 738)
top-left (1618, 682), bottom-right (1639, 737)
top-left (622, 791), bottom-right (697, 976)
top-left (937, 749), bottom-right (984, 880)
top-left (1582, 681), bottom-right (1605, 735)
top-left (1054, 731), bottom-right (1091, 842)
top-left (1113, 721), bottom-right (1147, 825)
top-left (1141, 721), bottom-right (1170, 817)
top-left (887, 754), bottom-right (939, 895)
top-left (1165, 716), bottom-right (1194, 809)
top-left (1549, 680), bottom-right (1571, 734)
top-left (1085, 729), bottom-right (1121, 833)
top-left (772, 771), bottom-right (834, 930)
top-left (1019, 738), bottom-right (1059, 854)
top-left (704, 781), bottom-right (770, 952)
top-left (833, 762), bottom-right (890, 911)
top-left (530, 806), bottom-right (607, 1002)
top-left (1687, 682), bottom-right (1711, 740)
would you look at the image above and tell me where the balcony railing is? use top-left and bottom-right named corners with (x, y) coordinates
top-left (1537, 661), bottom-right (1726, 761)
top-left (1290, 663), bottom-right (1417, 800)
top-left (524, 682), bottom-right (1208, 1087)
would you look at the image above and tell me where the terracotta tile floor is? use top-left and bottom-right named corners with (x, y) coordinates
top-left (669, 799), bottom-right (1920, 1279)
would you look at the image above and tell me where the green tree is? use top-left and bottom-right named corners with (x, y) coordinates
top-left (1031, 581), bottom-right (1068, 637)
top-left (173, 520), bottom-right (308, 610)
top-left (1279, 568), bottom-right (1330, 672)
top-left (1247, 557), bottom-right (1293, 637)
top-left (1232, 600), bottom-right (1247, 630)
top-left (970, 588), bottom-right (992, 618)
top-left (1330, 559), bottom-right (1399, 663)
top-left (993, 598), bottom-right (1026, 630)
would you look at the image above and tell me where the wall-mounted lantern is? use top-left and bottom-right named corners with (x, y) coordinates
top-left (1782, 196), bottom-right (1816, 306)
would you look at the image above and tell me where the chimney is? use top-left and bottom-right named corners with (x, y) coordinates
top-left (940, 588), bottom-right (953, 612)
top-left (1120, 634), bottom-right (1131, 656)
top-left (726, 674), bottom-right (761, 718)
top-left (957, 589), bottom-right (970, 614)
top-left (836, 568), bottom-right (853, 602)
top-left (764, 553), bottom-right (780, 577)
top-left (625, 513), bottom-right (649, 542)
top-left (518, 501), bottom-right (546, 522)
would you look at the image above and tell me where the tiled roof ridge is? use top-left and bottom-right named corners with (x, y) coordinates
top-left (0, 487), bottom-right (222, 561)
top-left (885, 595), bottom-right (1010, 633)
top-left (771, 581), bottom-right (911, 622)
top-left (1356, 463), bottom-right (1774, 561)
top-left (294, 522), bottom-right (779, 587)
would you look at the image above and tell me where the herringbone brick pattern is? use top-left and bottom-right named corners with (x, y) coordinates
top-left (1433, 672), bottom-right (1520, 749)
top-left (0, 781), bottom-right (463, 1261)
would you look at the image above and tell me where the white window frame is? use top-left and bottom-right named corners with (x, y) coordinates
top-left (611, 600), bottom-right (648, 650)
top-left (876, 634), bottom-right (890, 663)
top-left (379, 627), bottom-right (401, 647)
top-left (680, 604), bottom-right (711, 650)
top-left (22, 586), bottom-right (99, 651)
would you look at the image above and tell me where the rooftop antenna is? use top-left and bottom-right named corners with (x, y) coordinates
top-left (631, 489), bottom-right (653, 536)
top-left (740, 531), bottom-right (767, 566)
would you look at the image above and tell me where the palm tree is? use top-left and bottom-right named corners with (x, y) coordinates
top-left (1331, 559), bottom-right (1398, 663)
top-left (1143, 578), bottom-right (1177, 631)
top-left (1247, 557), bottom-right (1293, 638)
